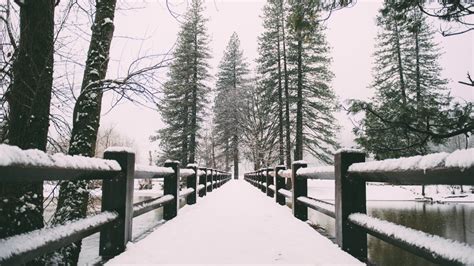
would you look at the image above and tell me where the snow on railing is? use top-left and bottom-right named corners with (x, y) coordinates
top-left (104, 146), bottom-right (134, 153)
top-left (133, 195), bottom-right (174, 218)
top-left (0, 144), bottom-right (120, 171)
top-left (268, 184), bottom-right (276, 191)
top-left (197, 170), bottom-right (206, 176)
top-left (179, 188), bottom-right (195, 198)
top-left (0, 211), bottom-right (118, 264)
top-left (349, 148), bottom-right (474, 173)
top-left (349, 213), bottom-right (474, 265)
top-left (135, 164), bottom-right (174, 176)
top-left (180, 169), bottom-right (195, 178)
top-left (197, 184), bottom-right (205, 191)
top-left (296, 166), bottom-right (334, 180)
top-left (278, 188), bottom-right (292, 199)
top-left (279, 169), bottom-right (292, 179)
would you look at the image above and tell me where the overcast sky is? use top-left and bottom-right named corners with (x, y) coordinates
top-left (99, 0), bottom-right (473, 164)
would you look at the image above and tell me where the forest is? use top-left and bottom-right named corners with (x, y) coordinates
top-left (0, 0), bottom-right (472, 264)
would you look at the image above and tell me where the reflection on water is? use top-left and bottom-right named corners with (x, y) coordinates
top-left (309, 201), bottom-right (474, 266)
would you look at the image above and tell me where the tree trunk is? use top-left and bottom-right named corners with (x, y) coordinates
top-left (276, 13), bottom-right (284, 166)
top-left (51, 0), bottom-right (117, 263)
top-left (294, 33), bottom-right (304, 161)
top-left (394, 22), bottom-right (407, 106)
top-left (188, 32), bottom-right (199, 164)
top-left (280, 0), bottom-right (292, 170)
top-left (233, 134), bottom-right (239, 179)
top-left (181, 91), bottom-right (190, 166)
top-left (225, 139), bottom-right (230, 171)
top-left (1, 0), bottom-right (54, 244)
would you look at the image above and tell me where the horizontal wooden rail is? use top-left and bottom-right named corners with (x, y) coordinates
top-left (0, 144), bottom-right (232, 264)
top-left (348, 167), bottom-right (474, 185)
top-left (132, 195), bottom-right (175, 218)
top-left (0, 166), bottom-right (121, 182)
top-left (349, 213), bottom-right (474, 265)
top-left (277, 188), bottom-right (292, 199)
top-left (296, 166), bottom-right (334, 180)
top-left (297, 196), bottom-right (335, 218)
top-left (0, 212), bottom-right (118, 265)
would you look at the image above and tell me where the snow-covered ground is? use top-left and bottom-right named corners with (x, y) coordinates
top-left (107, 180), bottom-right (363, 265)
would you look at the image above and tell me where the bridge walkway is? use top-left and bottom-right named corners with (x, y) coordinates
top-left (107, 179), bottom-right (363, 264)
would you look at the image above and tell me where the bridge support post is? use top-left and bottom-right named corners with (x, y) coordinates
top-left (187, 164), bottom-right (197, 205)
top-left (275, 165), bottom-right (286, 205)
top-left (163, 161), bottom-right (180, 220)
top-left (260, 170), bottom-right (266, 193)
top-left (292, 161), bottom-right (308, 221)
top-left (100, 151), bottom-right (135, 258)
top-left (335, 151), bottom-right (367, 262)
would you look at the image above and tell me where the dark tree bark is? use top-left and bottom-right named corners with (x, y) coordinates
top-left (1, 0), bottom-right (55, 242)
top-left (276, 10), bottom-right (284, 166)
top-left (280, 0), bottom-right (292, 169)
top-left (294, 32), bottom-right (304, 161)
top-left (233, 134), bottom-right (239, 179)
top-left (51, 0), bottom-right (117, 263)
top-left (188, 32), bottom-right (199, 164)
top-left (181, 90), bottom-right (190, 166)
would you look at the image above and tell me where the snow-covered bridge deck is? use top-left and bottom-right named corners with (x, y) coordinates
top-left (107, 179), bottom-right (363, 264)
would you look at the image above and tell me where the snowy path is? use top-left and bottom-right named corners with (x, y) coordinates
top-left (108, 180), bottom-right (363, 265)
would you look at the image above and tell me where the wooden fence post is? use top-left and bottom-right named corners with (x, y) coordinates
top-left (100, 151), bottom-right (135, 258)
top-left (292, 161), bottom-right (308, 221)
top-left (213, 170), bottom-right (217, 189)
top-left (335, 151), bottom-right (366, 262)
top-left (199, 167), bottom-right (207, 197)
top-left (260, 169), bottom-right (266, 193)
top-left (163, 160), bottom-right (179, 220)
top-left (275, 165), bottom-right (286, 205)
top-left (208, 169), bottom-right (213, 192)
top-left (266, 168), bottom-right (273, 198)
top-left (187, 164), bottom-right (197, 205)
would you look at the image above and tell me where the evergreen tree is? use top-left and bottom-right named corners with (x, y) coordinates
top-left (256, 0), bottom-right (285, 167)
top-left (351, 1), bottom-right (452, 159)
top-left (154, 0), bottom-right (211, 165)
top-left (286, 1), bottom-right (339, 163)
top-left (214, 32), bottom-right (249, 178)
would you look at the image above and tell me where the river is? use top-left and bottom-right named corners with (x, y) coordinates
top-left (309, 201), bottom-right (474, 265)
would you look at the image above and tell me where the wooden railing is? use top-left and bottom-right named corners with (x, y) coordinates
top-left (0, 145), bottom-right (231, 264)
top-left (244, 148), bottom-right (474, 265)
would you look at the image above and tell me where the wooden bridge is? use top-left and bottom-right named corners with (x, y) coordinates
top-left (0, 145), bottom-right (473, 264)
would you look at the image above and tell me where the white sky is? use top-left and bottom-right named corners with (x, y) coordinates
top-left (100, 0), bottom-right (473, 163)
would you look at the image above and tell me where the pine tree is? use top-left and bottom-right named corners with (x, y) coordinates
top-left (255, 0), bottom-right (285, 167)
top-left (352, 1), bottom-right (451, 159)
top-left (154, 0), bottom-right (211, 166)
top-left (214, 32), bottom-right (249, 178)
top-left (286, 0), bottom-right (339, 163)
